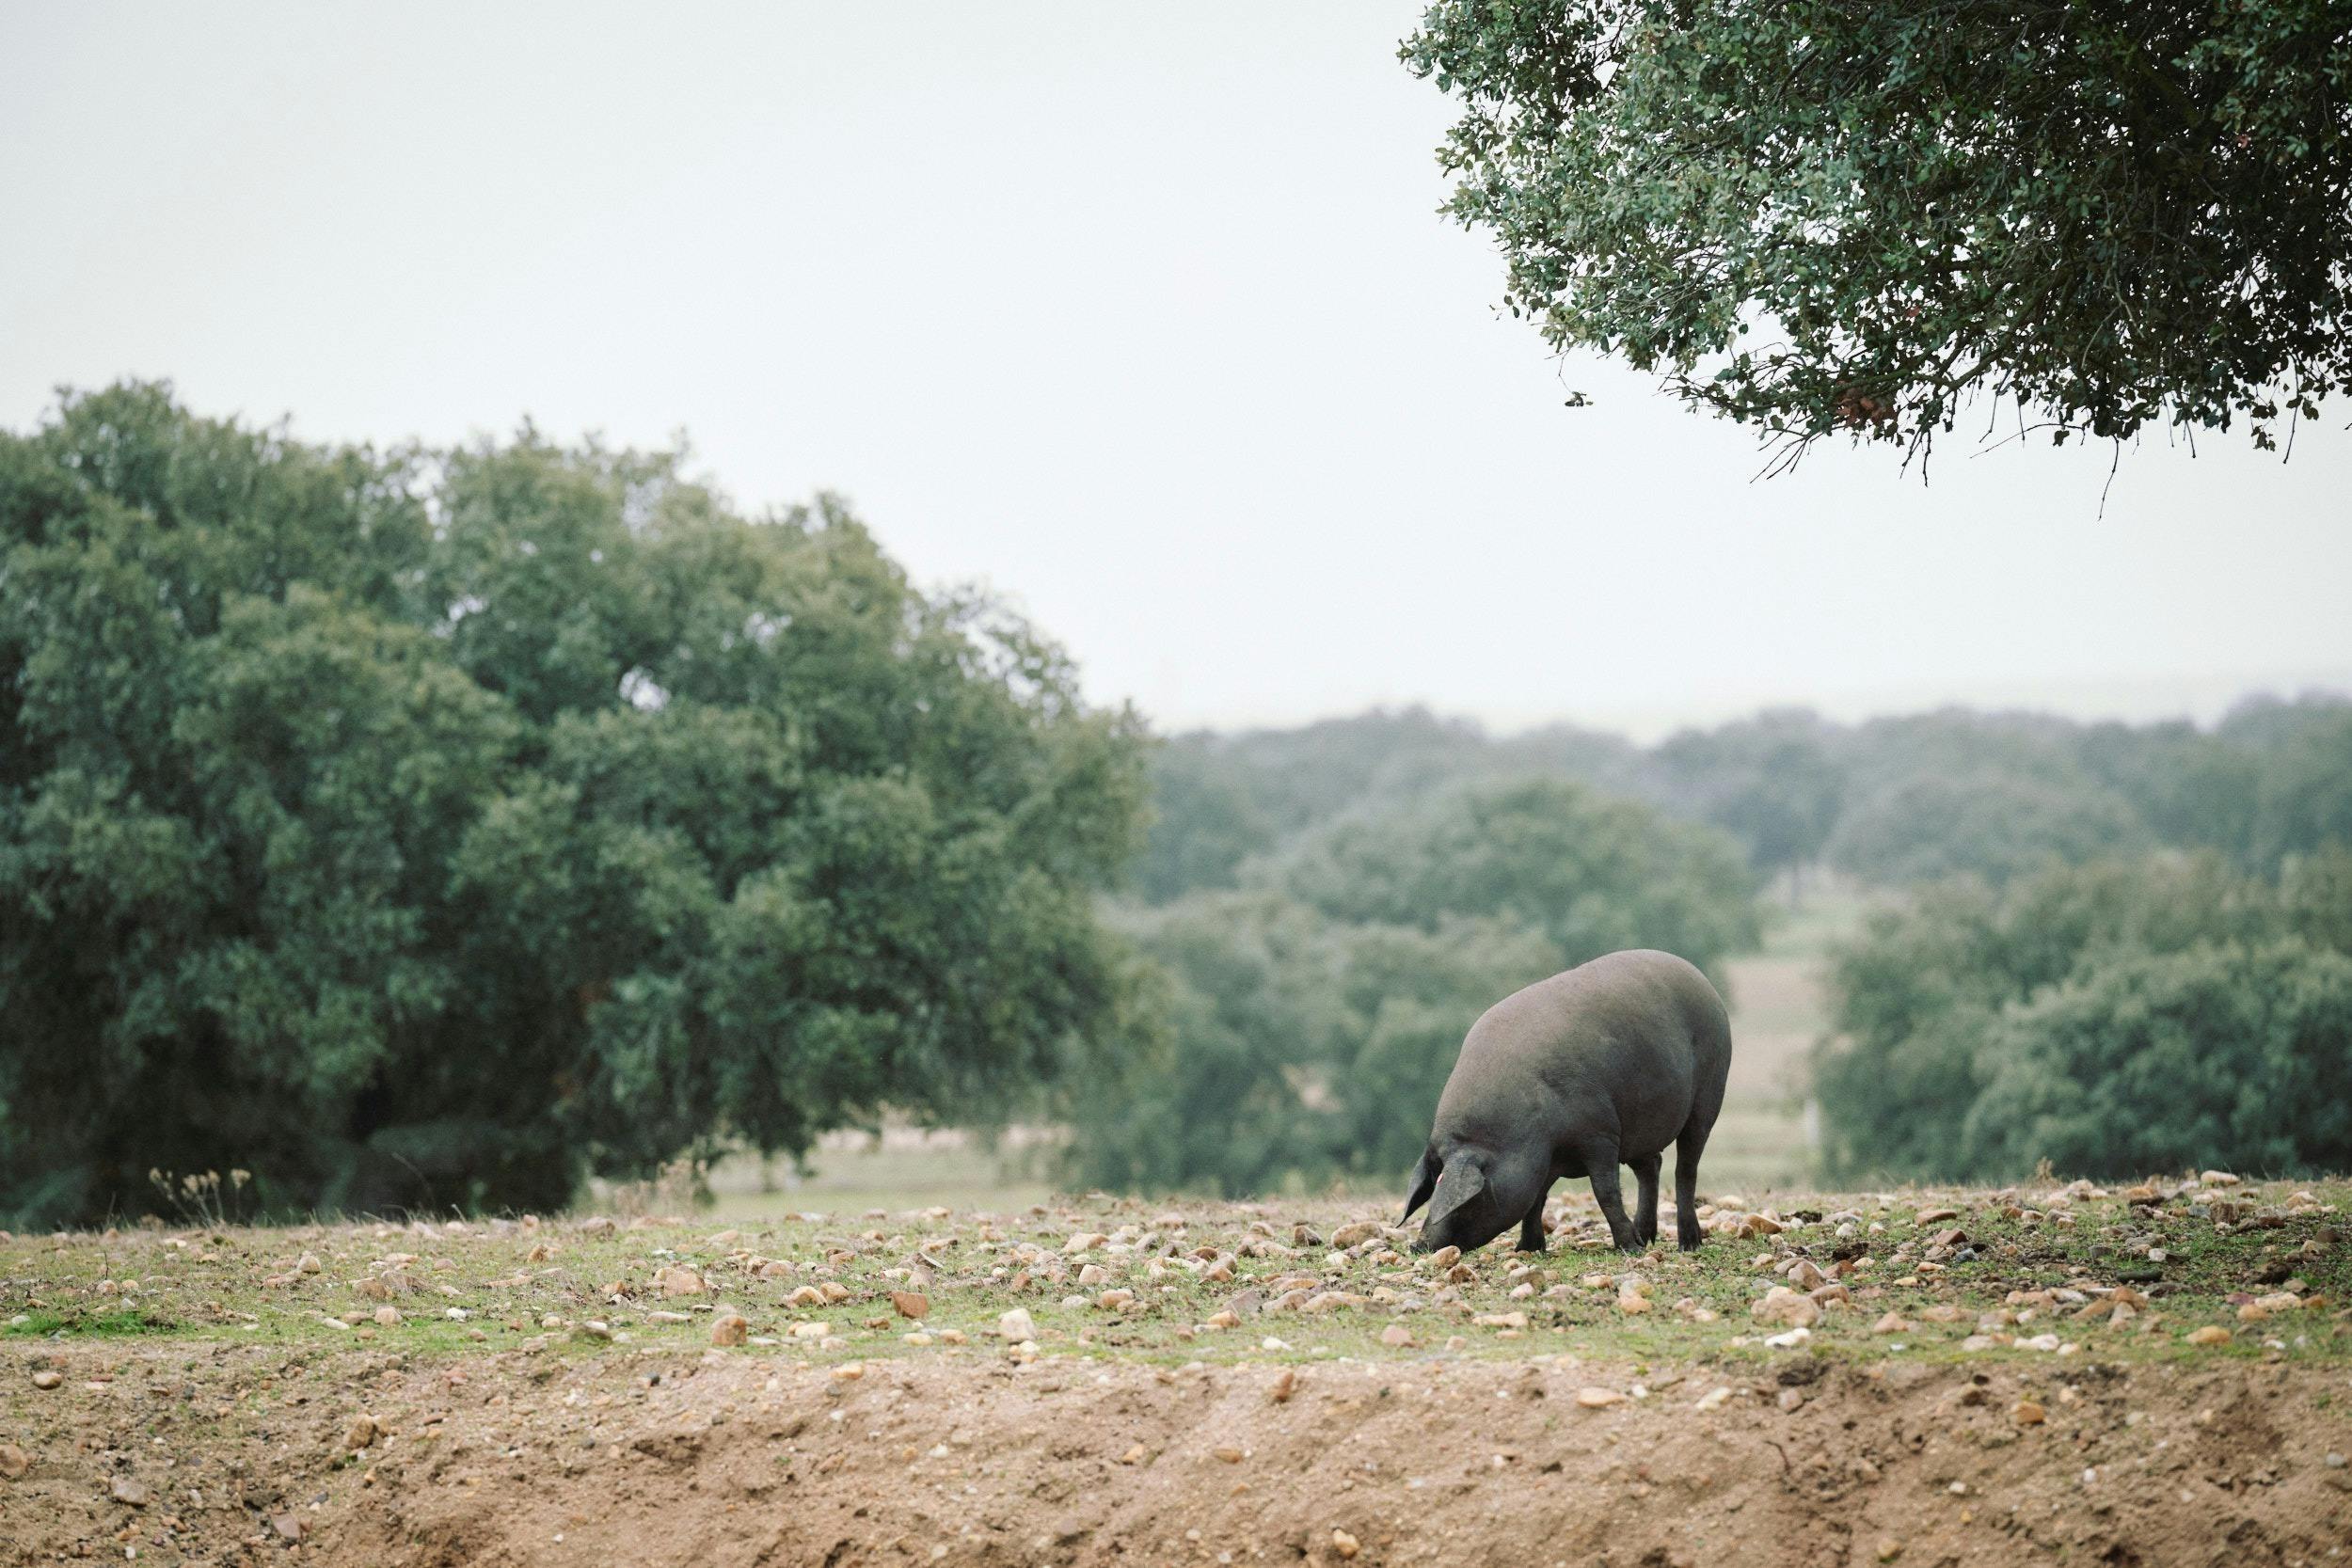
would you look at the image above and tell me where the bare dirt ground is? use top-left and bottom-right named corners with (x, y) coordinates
top-left (6, 1175), bottom-right (2348, 1567)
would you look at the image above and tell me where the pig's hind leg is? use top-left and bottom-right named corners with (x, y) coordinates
top-left (1672, 1119), bottom-right (1714, 1251)
top-left (1630, 1154), bottom-right (1662, 1247)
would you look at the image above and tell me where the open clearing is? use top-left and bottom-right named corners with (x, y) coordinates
top-left (5, 1174), bottom-right (2349, 1567)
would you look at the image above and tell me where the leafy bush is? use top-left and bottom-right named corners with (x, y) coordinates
top-left (1962, 939), bottom-right (2352, 1180)
top-left (1064, 778), bottom-right (1762, 1195)
top-left (0, 386), bottom-right (1149, 1225)
top-left (1816, 851), bottom-right (2352, 1180)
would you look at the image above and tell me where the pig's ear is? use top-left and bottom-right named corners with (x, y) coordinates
top-left (1400, 1148), bottom-right (1438, 1223)
top-left (1424, 1154), bottom-right (1487, 1229)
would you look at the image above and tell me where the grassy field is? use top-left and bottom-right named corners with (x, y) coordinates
top-left (9, 1172), bottom-right (2341, 1372)
top-left (5, 1173), bottom-right (2345, 1565)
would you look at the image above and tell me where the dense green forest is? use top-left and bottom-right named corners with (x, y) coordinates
top-left (7, 388), bottom-right (2349, 1224)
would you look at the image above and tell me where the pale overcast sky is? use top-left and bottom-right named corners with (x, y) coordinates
top-left (4, 2), bottom-right (2346, 740)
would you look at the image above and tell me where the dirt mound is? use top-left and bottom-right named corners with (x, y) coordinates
top-left (8, 1343), bottom-right (2348, 1567)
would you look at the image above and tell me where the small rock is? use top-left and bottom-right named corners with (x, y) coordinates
top-left (1331, 1528), bottom-right (1362, 1560)
top-left (0, 1442), bottom-right (27, 1481)
top-left (1269, 1369), bottom-right (1297, 1402)
top-left (342, 1415), bottom-right (379, 1451)
top-left (1694, 1386), bottom-right (1733, 1412)
top-left (1764, 1327), bottom-right (1811, 1349)
top-left (2013, 1401), bottom-right (2046, 1426)
top-left (111, 1476), bottom-right (150, 1508)
top-left (273, 1513), bottom-right (306, 1542)
top-left (1872, 1311), bottom-right (1912, 1335)
top-left (29, 1370), bottom-right (63, 1390)
top-left (1875, 1538), bottom-right (1903, 1563)
top-left (1379, 1324), bottom-right (1414, 1348)
top-left (2186, 1325), bottom-right (2233, 1346)
top-left (891, 1291), bottom-right (930, 1321)
top-left (998, 1308), bottom-right (1039, 1343)
top-left (1575, 1386), bottom-right (1625, 1409)
top-left (1213, 1444), bottom-right (1246, 1464)
top-left (710, 1313), bottom-right (750, 1347)
top-left (1915, 1208), bottom-right (1959, 1226)
top-left (1751, 1286), bottom-right (1820, 1328)
top-left (1119, 1443), bottom-right (1145, 1465)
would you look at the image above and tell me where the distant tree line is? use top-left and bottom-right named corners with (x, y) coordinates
top-left (1124, 696), bottom-right (2351, 1188)
top-left (1137, 699), bottom-right (2352, 903)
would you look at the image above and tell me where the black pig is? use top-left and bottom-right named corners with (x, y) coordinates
top-left (1401, 948), bottom-right (1731, 1255)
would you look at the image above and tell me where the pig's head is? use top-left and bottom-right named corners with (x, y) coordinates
top-left (1401, 1145), bottom-right (1539, 1254)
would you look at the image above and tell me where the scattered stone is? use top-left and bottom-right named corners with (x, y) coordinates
top-left (710, 1312), bottom-right (750, 1347)
top-left (1694, 1387), bottom-right (1733, 1412)
top-left (1331, 1528), bottom-right (1362, 1559)
top-left (1915, 1208), bottom-right (1959, 1226)
top-left (1379, 1324), bottom-right (1414, 1348)
top-left (342, 1415), bottom-right (379, 1451)
top-left (30, 1370), bottom-right (63, 1390)
top-left (1875, 1539), bottom-right (1903, 1563)
top-left (1269, 1369), bottom-right (1297, 1403)
top-left (1776, 1387), bottom-right (1805, 1412)
top-left (1331, 1221), bottom-right (1384, 1248)
top-left (111, 1476), bottom-right (150, 1507)
top-left (1872, 1311), bottom-right (1912, 1335)
top-left (2186, 1325), bottom-right (2233, 1346)
top-left (998, 1307), bottom-right (1039, 1343)
top-left (1764, 1327), bottom-right (1812, 1349)
top-left (1575, 1386), bottom-right (1626, 1409)
top-left (0, 1443), bottom-right (26, 1481)
top-left (1213, 1444), bottom-right (1246, 1464)
top-left (891, 1291), bottom-right (930, 1321)
top-left (2013, 1401), bottom-right (2046, 1426)
top-left (1751, 1287), bottom-right (1820, 1328)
